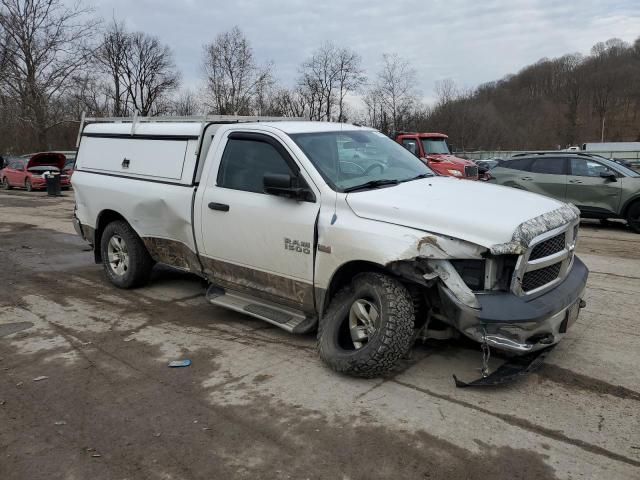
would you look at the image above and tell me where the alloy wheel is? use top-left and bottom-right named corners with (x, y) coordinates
top-left (107, 235), bottom-right (130, 276)
top-left (348, 298), bottom-right (380, 349)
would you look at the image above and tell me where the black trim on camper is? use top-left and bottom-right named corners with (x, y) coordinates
top-left (82, 133), bottom-right (199, 141)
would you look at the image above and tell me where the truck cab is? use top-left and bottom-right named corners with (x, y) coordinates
top-left (72, 117), bottom-right (588, 380)
top-left (395, 132), bottom-right (479, 180)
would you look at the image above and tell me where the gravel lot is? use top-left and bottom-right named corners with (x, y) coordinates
top-left (1, 190), bottom-right (639, 480)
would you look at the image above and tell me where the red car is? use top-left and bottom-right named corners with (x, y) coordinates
top-left (395, 132), bottom-right (479, 180)
top-left (0, 152), bottom-right (70, 191)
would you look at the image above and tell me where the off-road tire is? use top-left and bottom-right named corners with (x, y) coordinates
top-left (627, 201), bottom-right (640, 234)
top-left (100, 220), bottom-right (153, 289)
top-left (1, 177), bottom-right (10, 190)
top-left (25, 179), bottom-right (32, 192)
top-left (318, 272), bottom-right (415, 378)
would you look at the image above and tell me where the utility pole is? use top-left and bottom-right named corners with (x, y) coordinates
top-left (601, 116), bottom-right (605, 142)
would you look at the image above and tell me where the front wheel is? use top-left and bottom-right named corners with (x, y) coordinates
top-left (318, 272), bottom-right (415, 378)
top-left (627, 202), bottom-right (640, 234)
top-left (25, 179), bottom-right (33, 192)
top-left (100, 220), bottom-right (154, 288)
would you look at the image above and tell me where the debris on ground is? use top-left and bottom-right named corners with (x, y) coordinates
top-left (168, 359), bottom-right (191, 368)
top-left (33, 375), bottom-right (49, 382)
top-left (0, 322), bottom-right (34, 338)
top-left (54, 421), bottom-right (66, 425)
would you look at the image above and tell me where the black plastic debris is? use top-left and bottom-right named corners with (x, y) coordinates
top-left (453, 347), bottom-right (554, 388)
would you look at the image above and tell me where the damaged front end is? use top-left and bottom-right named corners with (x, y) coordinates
top-left (390, 204), bottom-right (588, 361)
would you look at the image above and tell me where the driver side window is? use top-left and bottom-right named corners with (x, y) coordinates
top-left (570, 158), bottom-right (609, 177)
top-left (217, 138), bottom-right (292, 194)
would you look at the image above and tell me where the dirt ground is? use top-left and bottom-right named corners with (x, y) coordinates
top-left (1, 189), bottom-right (639, 480)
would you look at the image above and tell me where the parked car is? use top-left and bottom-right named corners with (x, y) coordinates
top-left (63, 157), bottom-right (76, 178)
top-left (489, 152), bottom-right (640, 232)
top-left (72, 117), bottom-right (587, 379)
top-left (1, 152), bottom-right (70, 191)
top-left (394, 132), bottom-right (479, 179)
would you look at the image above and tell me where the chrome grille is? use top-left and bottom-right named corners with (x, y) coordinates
top-left (522, 262), bottom-right (562, 292)
top-left (512, 222), bottom-right (578, 296)
top-left (529, 232), bottom-right (565, 260)
top-left (465, 165), bottom-right (479, 177)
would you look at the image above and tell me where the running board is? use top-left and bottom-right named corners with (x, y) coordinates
top-left (205, 285), bottom-right (315, 334)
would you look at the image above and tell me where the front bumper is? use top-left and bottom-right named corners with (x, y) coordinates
top-left (439, 256), bottom-right (589, 353)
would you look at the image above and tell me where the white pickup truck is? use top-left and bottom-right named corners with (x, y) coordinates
top-left (72, 116), bottom-right (588, 380)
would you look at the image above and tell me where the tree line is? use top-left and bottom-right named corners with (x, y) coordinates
top-left (1, 0), bottom-right (639, 154)
top-left (424, 38), bottom-right (640, 151)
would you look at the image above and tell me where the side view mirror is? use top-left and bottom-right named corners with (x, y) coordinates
top-left (599, 171), bottom-right (617, 182)
top-left (264, 173), bottom-right (314, 201)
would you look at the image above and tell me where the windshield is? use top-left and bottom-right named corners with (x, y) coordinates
top-left (598, 157), bottom-right (640, 177)
top-left (291, 130), bottom-right (433, 192)
top-left (421, 138), bottom-right (450, 155)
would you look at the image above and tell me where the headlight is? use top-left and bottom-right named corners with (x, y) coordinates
top-left (447, 169), bottom-right (463, 177)
top-left (450, 259), bottom-right (485, 290)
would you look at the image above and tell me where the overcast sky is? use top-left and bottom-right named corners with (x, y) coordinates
top-left (88, 0), bottom-right (640, 103)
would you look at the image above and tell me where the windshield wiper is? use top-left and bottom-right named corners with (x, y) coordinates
top-left (343, 179), bottom-right (400, 193)
top-left (400, 173), bottom-right (434, 183)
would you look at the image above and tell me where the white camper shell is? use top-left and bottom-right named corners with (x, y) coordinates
top-left (72, 116), bottom-right (588, 381)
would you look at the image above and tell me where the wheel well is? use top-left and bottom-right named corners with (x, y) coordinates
top-left (321, 260), bottom-right (387, 316)
top-left (94, 210), bottom-right (128, 262)
top-left (622, 197), bottom-right (640, 217)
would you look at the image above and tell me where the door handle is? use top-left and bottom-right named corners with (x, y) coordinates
top-left (568, 180), bottom-right (582, 184)
top-left (521, 176), bottom-right (533, 181)
top-left (208, 202), bottom-right (229, 212)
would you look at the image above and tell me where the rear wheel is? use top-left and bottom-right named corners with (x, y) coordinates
top-left (318, 272), bottom-right (415, 378)
top-left (1, 177), bottom-right (10, 190)
top-left (100, 220), bottom-right (153, 288)
top-left (626, 201), bottom-right (640, 234)
top-left (25, 179), bottom-right (32, 192)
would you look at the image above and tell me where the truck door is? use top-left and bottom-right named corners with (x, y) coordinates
top-left (565, 157), bottom-right (621, 216)
top-left (198, 131), bottom-right (320, 311)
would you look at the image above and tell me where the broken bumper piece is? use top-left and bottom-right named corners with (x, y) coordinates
top-left (439, 256), bottom-right (588, 354)
top-left (453, 346), bottom-right (554, 387)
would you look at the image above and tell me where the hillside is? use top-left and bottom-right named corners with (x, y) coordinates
top-left (418, 38), bottom-right (640, 151)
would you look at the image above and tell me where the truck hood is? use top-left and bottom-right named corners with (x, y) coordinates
top-left (345, 177), bottom-right (571, 249)
top-left (425, 154), bottom-right (476, 167)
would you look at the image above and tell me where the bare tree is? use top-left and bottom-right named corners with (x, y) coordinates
top-left (299, 43), bottom-right (337, 120)
top-left (121, 32), bottom-right (180, 116)
top-left (172, 88), bottom-right (201, 116)
top-left (202, 26), bottom-right (272, 115)
top-left (96, 20), bottom-right (130, 116)
top-left (373, 53), bottom-right (419, 132)
top-left (297, 43), bottom-right (365, 121)
top-left (334, 47), bottom-right (366, 122)
top-left (0, 0), bottom-right (99, 148)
